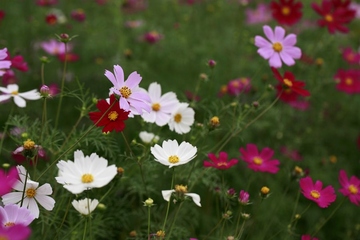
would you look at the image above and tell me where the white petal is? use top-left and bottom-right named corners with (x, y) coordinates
top-left (0, 94), bottom-right (11, 102)
top-left (185, 193), bottom-right (201, 207)
top-left (161, 190), bottom-right (175, 202)
top-left (13, 95), bottom-right (26, 108)
top-left (18, 90), bottom-right (41, 100)
top-left (35, 194), bottom-right (55, 211)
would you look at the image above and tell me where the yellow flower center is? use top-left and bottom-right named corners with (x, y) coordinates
top-left (272, 42), bottom-right (283, 52)
top-left (81, 174), bottom-right (94, 183)
top-left (168, 155), bottom-right (179, 164)
top-left (174, 113), bottom-right (182, 123)
top-left (294, 166), bottom-right (303, 174)
top-left (119, 86), bottom-right (132, 98)
top-left (108, 111), bottom-right (118, 121)
top-left (281, 6), bottom-right (290, 15)
top-left (253, 156), bottom-right (263, 165)
top-left (261, 186), bottom-right (270, 195)
top-left (156, 230), bottom-right (165, 237)
top-left (210, 116), bottom-right (220, 126)
top-left (348, 185), bottom-right (358, 194)
top-left (345, 78), bottom-right (353, 85)
top-left (0, 235), bottom-right (9, 240)
top-left (325, 14), bottom-right (333, 22)
top-left (4, 222), bottom-right (15, 227)
top-left (26, 188), bottom-right (36, 198)
top-left (152, 103), bottom-right (161, 111)
top-left (217, 162), bottom-right (228, 167)
top-left (283, 79), bottom-right (293, 87)
top-left (175, 184), bottom-right (188, 193)
top-left (11, 91), bottom-right (18, 95)
top-left (310, 190), bottom-right (320, 199)
top-left (23, 139), bottom-right (35, 150)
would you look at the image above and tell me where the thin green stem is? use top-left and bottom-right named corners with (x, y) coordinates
top-left (82, 216), bottom-right (88, 240)
top-left (0, 106), bottom-right (14, 155)
top-left (121, 131), bottom-right (134, 157)
top-left (234, 206), bottom-right (243, 237)
top-left (147, 206), bottom-right (151, 240)
top-left (162, 168), bottom-right (175, 231)
top-left (57, 113), bottom-right (84, 153)
top-left (54, 196), bottom-right (72, 239)
top-left (204, 218), bottom-right (223, 240)
top-left (236, 219), bottom-right (246, 239)
top-left (55, 43), bottom-right (68, 129)
top-left (166, 202), bottom-right (183, 240)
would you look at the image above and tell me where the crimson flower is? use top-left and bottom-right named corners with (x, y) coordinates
top-left (338, 170), bottom-right (360, 206)
top-left (45, 14), bottom-right (57, 25)
top-left (239, 144), bottom-right (280, 174)
top-left (342, 47), bottom-right (360, 64)
top-left (89, 94), bottom-right (129, 133)
top-left (203, 152), bottom-right (238, 170)
top-left (5, 51), bottom-right (28, 72)
top-left (334, 69), bottom-right (360, 94)
top-left (270, 0), bottom-right (303, 26)
top-left (311, 0), bottom-right (356, 34)
top-left (299, 176), bottom-right (336, 208)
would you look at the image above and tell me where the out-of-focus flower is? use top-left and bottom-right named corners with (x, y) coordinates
top-left (185, 90), bottom-right (201, 102)
top-left (203, 152), bottom-right (238, 170)
top-left (168, 103), bottom-right (195, 134)
top-left (280, 146), bottom-right (303, 161)
top-left (311, 0), bottom-right (356, 34)
top-left (151, 139), bottom-right (197, 168)
top-left (239, 143), bottom-right (280, 174)
top-left (288, 98), bottom-right (310, 111)
top-left (255, 25), bottom-right (301, 68)
top-left (142, 31), bottom-right (163, 44)
top-left (162, 184), bottom-right (201, 207)
top-left (301, 235), bottom-right (318, 240)
top-left (89, 94), bottom-right (129, 133)
top-left (0, 48), bottom-right (11, 77)
top-left (0, 224), bottom-right (31, 240)
top-left (0, 167), bottom-right (18, 196)
top-left (350, 2), bottom-right (360, 18)
top-left (0, 84), bottom-right (41, 108)
top-left (245, 4), bottom-right (272, 25)
top-left (48, 83), bottom-right (59, 96)
top-left (40, 39), bottom-right (71, 56)
top-left (270, 0), bottom-right (303, 26)
top-left (57, 53), bottom-right (79, 62)
top-left (1, 165), bottom-right (55, 218)
top-left (334, 69), bottom-right (360, 94)
top-left (106, 64), bottom-right (151, 115)
top-left (71, 9), bottom-right (86, 22)
top-left (0, 204), bottom-right (35, 227)
top-left (36, 0), bottom-right (58, 6)
top-left (139, 131), bottom-right (159, 144)
top-left (72, 198), bottom-right (99, 215)
top-left (141, 82), bottom-right (179, 126)
top-left (45, 13), bottom-right (57, 25)
top-left (125, 20), bottom-right (144, 28)
top-left (341, 47), bottom-right (360, 65)
top-left (0, 10), bottom-right (5, 21)
top-left (226, 78), bottom-right (251, 96)
top-left (238, 190), bottom-right (250, 205)
top-left (2, 70), bottom-right (17, 85)
top-left (5, 51), bottom-right (28, 72)
top-left (13, 139), bottom-right (42, 159)
top-left (299, 176), bottom-right (336, 208)
top-left (122, 0), bottom-right (148, 13)
top-left (338, 170), bottom-right (360, 206)
top-left (56, 150), bottom-right (118, 194)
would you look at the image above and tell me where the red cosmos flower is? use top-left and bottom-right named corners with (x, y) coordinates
top-left (71, 9), bottom-right (86, 22)
top-left (271, 67), bottom-right (310, 102)
top-left (311, 0), bottom-right (356, 34)
top-left (45, 14), bottom-right (57, 25)
top-left (299, 176), bottom-right (336, 208)
top-left (338, 170), bottom-right (360, 206)
top-left (342, 47), bottom-right (360, 64)
top-left (239, 144), bottom-right (280, 174)
top-left (270, 0), bottom-right (303, 26)
top-left (57, 53), bottom-right (79, 62)
top-left (89, 94), bottom-right (129, 133)
top-left (301, 235), bottom-right (318, 240)
top-left (5, 51), bottom-right (29, 72)
top-left (36, 0), bottom-right (58, 6)
top-left (203, 152), bottom-right (239, 170)
top-left (334, 69), bottom-right (360, 94)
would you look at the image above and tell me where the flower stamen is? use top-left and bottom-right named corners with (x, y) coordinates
top-left (310, 190), bottom-right (320, 199)
top-left (81, 174), bottom-right (94, 183)
top-left (23, 139), bottom-right (35, 150)
top-left (26, 188), bottom-right (36, 198)
top-left (253, 157), bottom-right (263, 165)
top-left (348, 185), bottom-right (358, 194)
top-left (119, 86), bottom-right (132, 98)
top-left (283, 79), bottom-right (293, 87)
top-left (281, 6), bottom-right (290, 15)
top-left (152, 103), bottom-right (161, 111)
top-left (168, 155), bottom-right (179, 164)
top-left (272, 42), bottom-right (283, 52)
top-left (174, 113), bottom-right (182, 123)
top-left (108, 111), bottom-right (118, 121)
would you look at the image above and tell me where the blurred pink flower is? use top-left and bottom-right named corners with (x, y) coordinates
top-left (246, 4), bottom-right (272, 25)
top-left (71, 9), bottom-right (86, 22)
top-left (203, 152), bottom-right (238, 170)
top-left (40, 39), bottom-right (73, 56)
top-left (5, 51), bottom-right (28, 72)
top-left (143, 31), bottom-right (163, 44)
top-left (227, 77), bottom-right (251, 96)
top-left (299, 176), bottom-right (336, 208)
top-left (334, 69), bottom-right (360, 94)
top-left (36, 0), bottom-right (58, 6)
top-left (0, 10), bottom-right (5, 21)
top-left (350, 3), bottom-right (360, 18)
top-left (280, 146), bottom-right (303, 161)
top-left (338, 170), bottom-right (360, 206)
top-left (122, 0), bottom-right (148, 13)
top-left (0, 48), bottom-right (11, 77)
top-left (0, 204), bottom-right (35, 227)
top-left (288, 99), bottom-right (310, 111)
top-left (301, 235), bottom-right (318, 240)
top-left (2, 70), bottom-right (17, 86)
top-left (124, 20), bottom-right (143, 28)
top-left (0, 167), bottom-right (18, 196)
top-left (341, 47), bottom-right (360, 65)
top-left (0, 224), bottom-right (31, 240)
top-left (238, 190), bottom-right (250, 205)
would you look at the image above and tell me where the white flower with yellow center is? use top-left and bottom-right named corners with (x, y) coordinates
top-left (150, 139), bottom-right (197, 168)
top-left (56, 150), bottom-right (117, 194)
top-left (1, 165), bottom-right (55, 219)
top-left (72, 198), bottom-right (99, 215)
top-left (0, 84), bottom-right (41, 108)
top-left (168, 103), bottom-right (195, 134)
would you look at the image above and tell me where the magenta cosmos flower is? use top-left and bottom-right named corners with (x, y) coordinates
top-left (203, 152), bottom-right (238, 170)
top-left (0, 224), bottom-right (31, 240)
top-left (299, 176), bottom-right (336, 208)
top-left (0, 167), bottom-right (18, 196)
top-left (255, 25), bottom-right (301, 68)
top-left (338, 170), bottom-right (360, 206)
top-left (105, 64), bottom-right (151, 115)
top-left (239, 144), bottom-right (280, 174)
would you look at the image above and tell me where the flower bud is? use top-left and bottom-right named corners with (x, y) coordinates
top-left (208, 59), bottom-right (216, 69)
top-left (260, 186), bottom-right (270, 199)
top-left (40, 85), bottom-right (51, 98)
top-left (144, 198), bottom-right (154, 207)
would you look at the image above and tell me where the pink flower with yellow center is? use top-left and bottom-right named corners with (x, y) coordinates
top-left (338, 170), bottom-right (360, 206)
top-left (203, 152), bottom-right (238, 170)
top-left (239, 143), bottom-right (280, 174)
top-left (299, 176), bottom-right (336, 208)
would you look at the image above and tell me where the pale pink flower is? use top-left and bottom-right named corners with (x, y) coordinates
top-left (246, 4), bottom-right (272, 25)
top-left (0, 48), bottom-right (11, 76)
top-left (40, 39), bottom-right (72, 55)
top-left (0, 204), bottom-right (35, 227)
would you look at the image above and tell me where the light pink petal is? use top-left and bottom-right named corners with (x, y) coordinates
top-left (284, 47), bottom-right (301, 59)
top-left (113, 65), bottom-right (124, 85)
top-left (274, 26), bottom-right (285, 42)
top-left (258, 47), bottom-right (274, 60)
top-left (126, 71), bottom-right (142, 89)
top-left (254, 36), bottom-right (272, 48)
top-left (263, 25), bottom-right (274, 42)
top-left (269, 53), bottom-right (282, 68)
top-left (105, 70), bottom-right (119, 88)
top-left (280, 51), bottom-right (295, 66)
top-left (282, 34), bottom-right (297, 47)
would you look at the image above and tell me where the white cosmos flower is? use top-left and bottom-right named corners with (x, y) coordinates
top-left (168, 102), bottom-right (195, 134)
top-left (56, 150), bottom-right (117, 194)
top-left (162, 185), bottom-right (201, 207)
top-left (1, 166), bottom-right (55, 219)
top-left (139, 131), bottom-right (159, 144)
top-left (0, 84), bottom-right (41, 108)
top-left (141, 82), bottom-right (179, 126)
top-left (72, 198), bottom-right (99, 215)
top-left (150, 139), bottom-right (197, 168)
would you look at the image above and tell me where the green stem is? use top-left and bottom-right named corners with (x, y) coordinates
top-left (203, 218), bottom-right (223, 240)
top-left (0, 107), bottom-right (14, 155)
top-left (55, 43), bottom-right (68, 129)
top-left (236, 219), bottom-right (246, 239)
top-left (234, 206), bottom-right (243, 237)
top-left (82, 216), bottom-right (88, 240)
top-left (162, 168), bottom-right (175, 231)
top-left (147, 206), bottom-right (151, 240)
top-left (166, 202), bottom-right (184, 240)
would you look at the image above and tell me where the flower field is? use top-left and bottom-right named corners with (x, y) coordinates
top-left (0, 0), bottom-right (360, 239)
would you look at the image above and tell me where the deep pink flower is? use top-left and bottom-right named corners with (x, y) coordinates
top-left (246, 4), bottom-right (272, 25)
top-left (0, 167), bottom-right (18, 196)
top-left (57, 53), bottom-right (79, 62)
top-left (71, 9), bottom-right (86, 22)
top-left (299, 176), bottom-right (336, 208)
top-left (5, 51), bottom-right (28, 72)
top-left (227, 78), bottom-right (251, 96)
top-left (143, 31), bottom-right (163, 44)
top-left (288, 98), bottom-right (310, 111)
top-left (301, 235), bottom-right (318, 240)
top-left (239, 144), bottom-right (280, 174)
top-left (338, 170), bottom-right (360, 206)
top-left (203, 152), bottom-right (238, 170)
top-left (255, 25), bottom-right (301, 68)
top-left (341, 47), bottom-right (360, 64)
top-left (0, 10), bottom-right (5, 21)
top-left (0, 224), bottom-right (31, 240)
top-left (334, 69), bottom-right (360, 94)
top-left (2, 70), bottom-right (17, 85)
top-left (238, 190), bottom-right (250, 205)
top-left (0, 48), bottom-right (11, 77)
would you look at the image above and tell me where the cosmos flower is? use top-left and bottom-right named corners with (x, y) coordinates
top-left (338, 170), bottom-right (360, 206)
top-left (1, 166), bottom-right (55, 219)
top-left (168, 103), bottom-right (195, 134)
top-left (72, 198), bottom-right (99, 215)
top-left (0, 48), bottom-right (11, 77)
top-left (0, 84), bottom-right (41, 108)
top-left (0, 224), bottom-right (31, 240)
top-left (255, 25), bottom-right (301, 68)
top-left (150, 139), bottom-right (197, 168)
top-left (342, 47), bottom-right (360, 64)
top-left (239, 143), bottom-right (280, 174)
top-left (105, 64), bottom-right (151, 115)
top-left (270, 0), bottom-right (303, 26)
top-left (203, 152), bottom-right (238, 170)
top-left (162, 184), bottom-right (201, 207)
top-left (301, 235), bottom-right (318, 240)
top-left (139, 131), bottom-right (159, 144)
top-left (334, 69), bottom-right (360, 94)
top-left (0, 167), bottom-right (18, 196)
top-left (238, 190), bottom-right (250, 205)
top-left (5, 51), bottom-right (28, 72)
top-left (89, 94), bottom-right (129, 133)
top-left (56, 150), bottom-right (118, 194)
top-left (0, 204), bottom-right (35, 227)
top-left (40, 39), bottom-right (72, 56)
top-left (299, 176), bottom-right (336, 208)
top-left (226, 78), bottom-right (251, 96)
top-left (245, 3), bottom-right (272, 25)
top-left (141, 82), bottom-right (179, 126)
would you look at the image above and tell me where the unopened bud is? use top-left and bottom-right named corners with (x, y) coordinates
top-left (40, 85), bottom-right (51, 98)
top-left (208, 59), bottom-right (216, 69)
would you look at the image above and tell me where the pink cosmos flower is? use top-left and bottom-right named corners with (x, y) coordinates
top-left (338, 170), bottom-right (360, 206)
top-left (342, 47), bottom-right (360, 64)
top-left (0, 224), bottom-right (31, 240)
top-left (0, 167), bottom-right (18, 196)
top-left (0, 204), bottom-right (35, 227)
top-left (246, 4), bottom-right (272, 25)
top-left (301, 235), bottom-right (318, 240)
top-left (334, 69), bottom-right (360, 94)
top-left (203, 152), bottom-right (239, 170)
top-left (255, 25), bottom-right (301, 68)
top-left (5, 51), bottom-right (28, 72)
top-left (299, 176), bottom-right (336, 208)
top-left (239, 144), bottom-right (280, 174)
top-left (227, 78), bottom-right (251, 96)
top-left (280, 146), bottom-right (303, 161)
top-left (40, 39), bottom-right (72, 56)
top-left (106, 65), bottom-right (151, 115)
top-left (238, 190), bottom-right (250, 205)
top-left (2, 70), bottom-right (17, 85)
top-left (0, 48), bottom-right (11, 77)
